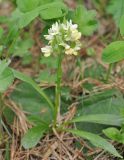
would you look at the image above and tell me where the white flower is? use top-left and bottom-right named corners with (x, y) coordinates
top-left (44, 22), bottom-right (60, 42)
top-left (41, 45), bottom-right (52, 57)
top-left (44, 34), bottom-right (53, 41)
top-left (41, 20), bottom-right (82, 56)
top-left (62, 20), bottom-right (78, 31)
top-left (48, 22), bottom-right (60, 36)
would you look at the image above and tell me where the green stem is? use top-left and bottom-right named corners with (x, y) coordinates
top-left (54, 54), bottom-right (63, 127)
top-left (106, 63), bottom-right (113, 82)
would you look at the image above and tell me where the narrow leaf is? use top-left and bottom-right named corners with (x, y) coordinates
top-left (71, 114), bottom-right (123, 126)
top-left (66, 129), bottom-right (122, 158)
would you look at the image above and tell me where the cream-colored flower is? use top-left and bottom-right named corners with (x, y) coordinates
top-left (71, 30), bottom-right (81, 41)
top-left (65, 48), bottom-right (74, 55)
top-left (41, 45), bottom-right (52, 57)
top-left (41, 20), bottom-right (81, 56)
top-left (73, 51), bottom-right (78, 56)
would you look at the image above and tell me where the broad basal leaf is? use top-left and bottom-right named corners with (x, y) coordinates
top-left (67, 129), bottom-right (122, 158)
top-left (21, 124), bottom-right (48, 149)
top-left (70, 5), bottom-right (98, 36)
top-left (71, 114), bottom-right (123, 126)
top-left (76, 89), bottom-right (124, 133)
top-left (102, 41), bottom-right (124, 63)
top-left (12, 69), bottom-right (54, 111)
top-left (10, 82), bottom-right (53, 124)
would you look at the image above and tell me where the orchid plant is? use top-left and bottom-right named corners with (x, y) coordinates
top-left (41, 20), bottom-right (81, 127)
top-left (1, 0), bottom-right (124, 159)
top-left (18, 20), bottom-right (122, 158)
top-left (0, 17), bottom-right (123, 158)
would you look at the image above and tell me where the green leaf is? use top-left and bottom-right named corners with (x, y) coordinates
top-left (17, 0), bottom-right (40, 12)
top-left (12, 69), bottom-right (54, 111)
top-left (70, 5), bottom-right (98, 36)
top-left (12, 2), bottom-right (68, 28)
top-left (0, 66), bottom-right (14, 93)
top-left (21, 124), bottom-right (48, 149)
top-left (11, 9), bottom-right (39, 29)
top-left (40, 4), bottom-right (67, 20)
top-left (0, 60), bottom-right (10, 75)
top-left (102, 41), bottom-right (124, 63)
top-left (3, 107), bottom-right (15, 125)
top-left (66, 129), bottom-right (122, 158)
top-left (78, 89), bottom-right (124, 116)
top-left (71, 114), bottom-right (123, 126)
top-left (39, 0), bottom-right (57, 5)
top-left (103, 128), bottom-right (121, 142)
top-left (76, 89), bottom-right (124, 133)
top-left (27, 115), bottom-right (49, 126)
top-left (10, 82), bottom-right (53, 124)
top-left (106, 0), bottom-right (124, 26)
top-left (119, 15), bottom-right (124, 36)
